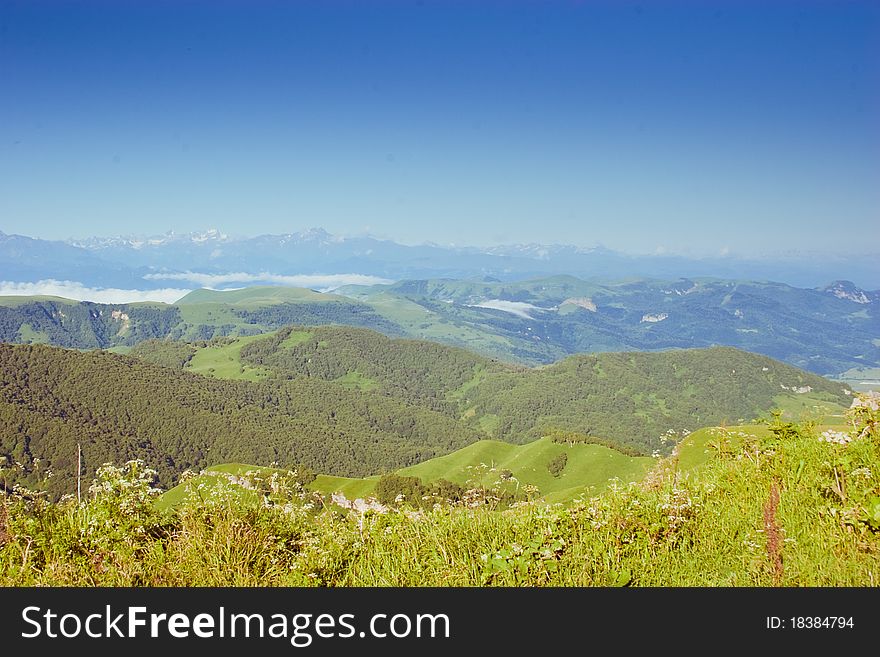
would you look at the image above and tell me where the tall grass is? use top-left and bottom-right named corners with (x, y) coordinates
top-left (2, 396), bottom-right (878, 587)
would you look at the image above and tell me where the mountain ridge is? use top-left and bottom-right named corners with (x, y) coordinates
top-left (1, 273), bottom-right (877, 376)
top-left (2, 228), bottom-right (878, 289)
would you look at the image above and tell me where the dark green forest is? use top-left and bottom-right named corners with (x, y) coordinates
top-left (233, 302), bottom-right (404, 335)
top-left (465, 346), bottom-right (849, 453)
top-left (239, 325), bottom-right (512, 412)
top-left (146, 326), bottom-right (849, 456)
top-left (0, 344), bottom-right (482, 498)
top-left (0, 323), bottom-right (852, 500)
top-left (231, 327), bottom-right (849, 455)
top-left (129, 339), bottom-right (198, 369)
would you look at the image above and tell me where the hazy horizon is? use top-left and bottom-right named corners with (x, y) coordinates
top-left (2, 1), bottom-right (878, 258)
top-left (5, 223), bottom-right (880, 263)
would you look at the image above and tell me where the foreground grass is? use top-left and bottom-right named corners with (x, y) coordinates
top-left (2, 414), bottom-right (878, 586)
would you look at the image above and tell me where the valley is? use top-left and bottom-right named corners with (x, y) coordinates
top-left (0, 321), bottom-right (851, 502)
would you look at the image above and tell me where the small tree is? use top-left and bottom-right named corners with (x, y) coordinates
top-left (374, 474), bottom-right (424, 506)
top-left (429, 478), bottom-right (465, 503)
top-left (547, 453), bottom-right (568, 478)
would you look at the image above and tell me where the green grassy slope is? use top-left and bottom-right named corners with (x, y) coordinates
top-left (185, 334), bottom-right (274, 381)
top-left (309, 474), bottom-right (382, 500)
top-left (354, 290), bottom-right (516, 354)
top-left (0, 295), bottom-right (82, 307)
top-left (675, 425), bottom-right (771, 472)
top-left (7, 405), bottom-right (879, 587)
top-left (675, 391), bottom-right (851, 473)
top-left (155, 463), bottom-right (283, 512)
top-left (399, 437), bottom-right (652, 502)
top-left (172, 436), bottom-right (654, 510)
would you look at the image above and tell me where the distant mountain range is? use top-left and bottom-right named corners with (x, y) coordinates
top-left (2, 228), bottom-right (878, 290)
top-left (1, 228), bottom-right (877, 378)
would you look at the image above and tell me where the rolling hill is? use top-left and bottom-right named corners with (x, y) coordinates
top-left (337, 276), bottom-right (880, 375)
top-left (156, 384), bottom-right (852, 511)
top-left (0, 297), bottom-right (181, 349)
top-left (461, 345), bottom-right (850, 453)
top-left (0, 286), bottom-right (404, 350)
top-left (3, 273), bottom-right (876, 378)
top-left (157, 437), bottom-right (654, 510)
top-left (0, 321), bottom-right (854, 501)
top-left (131, 325), bottom-right (850, 456)
top-left (237, 325), bottom-right (513, 411)
top-left (339, 437), bottom-right (653, 503)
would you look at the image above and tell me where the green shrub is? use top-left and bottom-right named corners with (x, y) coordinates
top-left (547, 453), bottom-right (568, 478)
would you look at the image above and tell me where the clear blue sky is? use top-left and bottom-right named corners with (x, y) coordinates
top-left (1, 0), bottom-right (878, 256)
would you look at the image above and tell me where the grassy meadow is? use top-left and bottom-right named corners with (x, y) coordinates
top-left (2, 395), bottom-right (878, 587)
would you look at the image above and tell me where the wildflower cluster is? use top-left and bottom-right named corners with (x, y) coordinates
top-left (813, 393), bottom-right (880, 535)
top-left (851, 390), bottom-right (880, 412)
top-left (657, 486), bottom-right (699, 533)
top-left (659, 428), bottom-right (690, 445)
top-left (814, 392), bottom-right (880, 447)
top-left (89, 460), bottom-right (161, 510)
top-left (819, 429), bottom-right (852, 446)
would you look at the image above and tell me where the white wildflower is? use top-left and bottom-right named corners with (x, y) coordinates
top-left (819, 429), bottom-right (852, 445)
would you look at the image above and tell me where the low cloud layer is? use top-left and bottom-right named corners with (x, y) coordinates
top-left (0, 280), bottom-right (192, 304)
top-left (143, 271), bottom-right (394, 292)
top-left (467, 299), bottom-right (543, 319)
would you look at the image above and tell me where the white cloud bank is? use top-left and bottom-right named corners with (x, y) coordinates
top-left (467, 299), bottom-right (542, 319)
top-left (143, 271), bottom-right (393, 292)
top-left (0, 280), bottom-right (192, 304)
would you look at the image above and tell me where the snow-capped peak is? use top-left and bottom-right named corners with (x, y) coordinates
top-left (69, 229), bottom-right (230, 250)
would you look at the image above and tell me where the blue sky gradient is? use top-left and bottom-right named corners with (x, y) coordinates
top-left (1, 0), bottom-right (878, 256)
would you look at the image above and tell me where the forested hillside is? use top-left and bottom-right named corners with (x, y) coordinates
top-left (0, 298), bottom-right (181, 348)
top-left (239, 325), bottom-right (512, 412)
top-left (129, 339), bottom-right (198, 369)
top-left (0, 344), bottom-right (483, 498)
top-left (0, 287), bottom-right (404, 349)
top-left (0, 328), bottom-right (853, 501)
top-left (465, 346), bottom-right (850, 454)
top-left (133, 327), bottom-right (850, 457)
